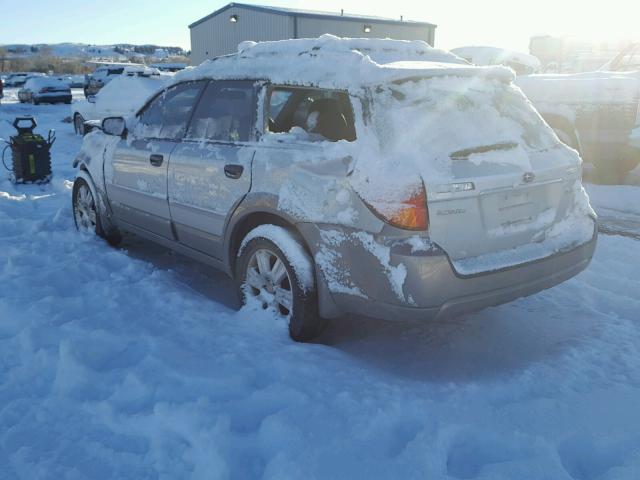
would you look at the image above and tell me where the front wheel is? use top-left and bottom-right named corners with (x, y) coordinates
top-left (236, 226), bottom-right (325, 342)
top-left (72, 177), bottom-right (121, 246)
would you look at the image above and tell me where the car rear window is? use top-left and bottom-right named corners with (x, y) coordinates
top-left (369, 76), bottom-right (558, 158)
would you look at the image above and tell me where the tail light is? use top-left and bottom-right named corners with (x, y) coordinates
top-left (362, 183), bottom-right (429, 231)
top-left (40, 87), bottom-right (52, 93)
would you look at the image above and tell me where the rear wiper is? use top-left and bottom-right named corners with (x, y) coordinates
top-left (450, 142), bottom-right (518, 160)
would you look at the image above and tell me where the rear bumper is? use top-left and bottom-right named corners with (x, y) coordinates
top-left (300, 221), bottom-right (597, 322)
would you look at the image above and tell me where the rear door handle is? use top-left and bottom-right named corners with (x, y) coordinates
top-left (149, 154), bottom-right (164, 167)
top-left (224, 164), bottom-right (244, 179)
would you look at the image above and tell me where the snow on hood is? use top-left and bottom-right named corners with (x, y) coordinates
top-left (173, 35), bottom-right (514, 90)
top-left (75, 75), bottom-right (169, 120)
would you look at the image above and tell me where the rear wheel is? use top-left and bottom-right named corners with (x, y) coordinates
top-left (236, 227), bottom-right (325, 342)
top-left (72, 177), bottom-right (121, 246)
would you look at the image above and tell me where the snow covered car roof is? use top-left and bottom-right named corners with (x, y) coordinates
top-left (173, 35), bottom-right (515, 89)
top-left (23, 77), bottom-right (70, 90)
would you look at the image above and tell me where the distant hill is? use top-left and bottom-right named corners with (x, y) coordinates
top-left (0, 43), bottom-right (188, 61)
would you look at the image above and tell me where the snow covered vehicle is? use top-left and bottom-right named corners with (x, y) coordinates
top-left (84, 64), bottom-right (161, 98)
top-left (72, 74), bottom-right (169, 135)
top-left (71, 35), bottom-right (597, 342)
top-left (516, 43), bottom-right (640, 182)
top-left (18, 77), bottom-right (72, 105)
top-left (4, 72), bottom-right (45, 87)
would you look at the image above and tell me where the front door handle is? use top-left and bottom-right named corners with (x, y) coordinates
top-left (149, 154), bottom-right (164, 167)
top-left (224, 164), bottom-right (244, 179)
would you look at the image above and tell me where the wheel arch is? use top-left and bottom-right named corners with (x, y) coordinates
top-left (226, 208), bottom-right (312, 275)
top-left (74, 169), bottom-right (117, 235)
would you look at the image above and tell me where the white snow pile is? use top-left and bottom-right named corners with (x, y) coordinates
top-left (175, 34), bottom-right (512, 90)
top-left (1, 69), bottom-right (640, 480)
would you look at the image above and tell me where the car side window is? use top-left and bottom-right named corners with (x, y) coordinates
top-left (186, 80), bottom-right (256, 142)
top-left (137, 81), bottom-right (205, 140)
top-left (266, 86), bottom-right (357, 142)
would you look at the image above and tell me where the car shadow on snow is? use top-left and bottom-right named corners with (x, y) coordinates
top-left (316, 294), bottom-right (596, 383)
top-left (118, 233), bottom-right (241, 311)
top-left (115, 234), bottom-right (594, 383)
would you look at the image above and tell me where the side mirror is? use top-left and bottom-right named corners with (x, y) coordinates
top-left (102, 117), bottom-right (126, 137)
top-left (87, 95), bottom-right (96, 103)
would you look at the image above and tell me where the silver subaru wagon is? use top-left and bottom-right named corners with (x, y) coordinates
top-left (72, 36), bottom-right (597, 341)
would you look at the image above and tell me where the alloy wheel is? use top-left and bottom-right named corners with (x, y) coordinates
top-left (74, 184), bottom-right (97, 231)
top-left (245, 248), bottom-right (293, 318)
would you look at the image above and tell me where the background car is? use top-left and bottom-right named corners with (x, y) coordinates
top-left (18, 77), bottom-right (72, 105)
top-left (4, 72), bottom-right (45, 87)
top-left (0, 77), bottom-right (3, 104)
top-left (72, 73), bottom-right (168, 135)
top-left (57, 74), bottom-right (86, 89)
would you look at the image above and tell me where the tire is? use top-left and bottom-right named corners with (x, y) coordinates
top-left (74, 114), bottom-right (86, 136)
top-left (72, 177), bottom-right (121, 246)
top-left (235, 227), bottom-right (325, 342)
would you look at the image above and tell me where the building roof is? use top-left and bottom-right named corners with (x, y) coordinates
top-left (189, 2), bottom-right (437, 29)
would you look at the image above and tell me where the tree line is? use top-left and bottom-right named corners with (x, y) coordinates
top-left (0, 48), bottom-right (190, 74)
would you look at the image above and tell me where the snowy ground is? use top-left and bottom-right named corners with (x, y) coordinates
top-left (1, 89), bottom-right (640, 479)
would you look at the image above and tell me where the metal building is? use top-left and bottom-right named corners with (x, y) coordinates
top-left (189, 3), bottom-right (437, 65)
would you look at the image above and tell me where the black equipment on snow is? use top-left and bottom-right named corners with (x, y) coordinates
top-left (2, 116), bottom-right (55, 184)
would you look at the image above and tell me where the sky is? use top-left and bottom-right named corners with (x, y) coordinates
top-left (0, 0), bottom-right (638, 53)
